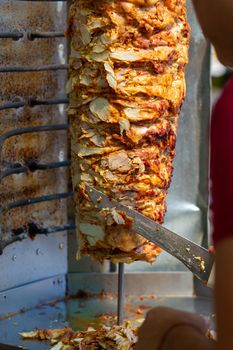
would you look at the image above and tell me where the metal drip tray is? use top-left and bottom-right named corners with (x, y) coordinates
top-left (0, 295), bottom-right (213, 350)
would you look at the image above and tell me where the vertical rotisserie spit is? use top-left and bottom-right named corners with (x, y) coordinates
top-left (67, 0), bottom-right (190, 263)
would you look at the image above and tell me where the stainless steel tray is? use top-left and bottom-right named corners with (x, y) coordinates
top-left (0, 295), bottom-right (213, 350)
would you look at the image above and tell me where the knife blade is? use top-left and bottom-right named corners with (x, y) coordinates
top-left (86, 185), bottom-right (215, 287)
top-left (0, 343), bottom-right (26, 350)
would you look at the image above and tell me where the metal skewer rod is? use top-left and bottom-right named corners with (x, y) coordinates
top-left (117, 262), bottom-right (125, 325)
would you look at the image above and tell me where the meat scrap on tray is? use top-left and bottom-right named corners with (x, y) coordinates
top-left (20, 322), bottom-right (138, 350)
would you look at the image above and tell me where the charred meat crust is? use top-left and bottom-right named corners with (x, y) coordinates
top-left (68, 0), bottom-right (190, 263)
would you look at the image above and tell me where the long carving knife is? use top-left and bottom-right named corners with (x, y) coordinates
top-left (86, 185), bottom-right (215, 288)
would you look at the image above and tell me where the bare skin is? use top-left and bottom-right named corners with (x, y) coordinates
top-left (192, 0), bottom-right (233, 66)
top-left (135, 307), bottom-right (215, 350)
top-left (215, 239), bottom-right (233, 350)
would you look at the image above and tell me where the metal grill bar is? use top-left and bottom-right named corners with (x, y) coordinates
top-left (20, 223), bottom-right (76, 236)
top-left (0, 192), bottom-right (73, 213)
top-left (28, 31), bottom-right (65, 40)
top-left (0, 97), bottom-right (68, 111)
top-left (0, 235), bottom-right (27, 255)
top-left (0, 100), bottom-right (25, 110)
top-left (0, 64), bottom-right (68, 73)
top-left (0, 224), bottom-right (76, 255)
top-left (0, 124), bottom-right (68, 151)
top-left (27, 160), bottom-right (70, 171)
top-left (0, 160), bottom-right (71, 181)
top-left (0, 31), bottom-right (65, 40)
top-left (0, 0), bottom-right (71, 253)
top-left (30, 97), bottom-right (68, 106)
top-left (0, 166), bottom-right (28, 180)
top-left (0, 32), bottom-right (24, 40)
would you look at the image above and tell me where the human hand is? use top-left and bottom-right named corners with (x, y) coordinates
top-left (135, 306), bottom-right (209, 350)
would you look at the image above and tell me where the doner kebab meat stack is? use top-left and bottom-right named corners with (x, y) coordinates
top-left (67, 0), bottom-right (190, 264)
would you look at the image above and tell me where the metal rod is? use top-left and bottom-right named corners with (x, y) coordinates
top-left (27, 223), bottom-right (76, 235)
top-left (0, 223), bottom-right (76, 254)
top-left (117, 262), bottom-right (125, 325)
top-left (0, 100), bottom-right (25, 110)
top-left (0, 31), bottom-right (23, 40)
top-left (0, 160), bottom-right (71, 181)
top-left (0, 124), bottom-right (68, 140)
top-left (0, 235), bottom-right (27, 255)
top-left (0, 31), bottom-right (65, 40)
top-left (11, 223), bottom-right (75, 237)
top-left (28, 160), bottom-right (70, 171)
top-left (0, 64), bottom-right (68, 73)
top-left (29, 97), bottom-right (68, 106)
top-left (0, 97), bottom-right (68, 111)
top-left (0, 124), bottom-right (68, 151)
top-left (28, 31), bottom-right (65, 40)
top-left (0, 192), bottom-right (73, 213)
top-left (0, 166), bottom-right (27, 181)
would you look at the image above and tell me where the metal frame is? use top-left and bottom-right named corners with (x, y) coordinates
top-left (0, 0), bottom-right (69, 296)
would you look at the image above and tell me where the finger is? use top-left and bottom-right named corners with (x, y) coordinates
top-left (144, 306), bottom-right (209, 334)
top-left (209, 245), bottom-right (216, 254)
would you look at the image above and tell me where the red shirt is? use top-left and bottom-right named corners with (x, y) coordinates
top-left (210, 76), bottom-right (233, 245)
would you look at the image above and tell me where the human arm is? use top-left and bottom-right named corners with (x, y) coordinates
top-left (215, 240), bottom-right (233, 350)
top-left (192, 0), bottom-right (233, 66)
top-left (160, 324), bottom-right (214, 350)
top-left (210, 78), bottom-right (233, 350)
top-left (135, 307), bottom-right (215, 350)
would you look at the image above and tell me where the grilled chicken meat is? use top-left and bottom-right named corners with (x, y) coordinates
top-left (67, 0), bottom-right (190, 263)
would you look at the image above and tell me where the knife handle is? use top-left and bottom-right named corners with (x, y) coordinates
top-left (207, 263), bottom-right (215, 288)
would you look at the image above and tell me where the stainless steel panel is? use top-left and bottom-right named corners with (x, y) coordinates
top-left (0, 233), bottom-right (67, 291)
top-left (0, 275), bottom-right (66, 317)
top-left (68, 272), bottom-right (194, 297)
top-left (0, 1), bottom-right (68, 290)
